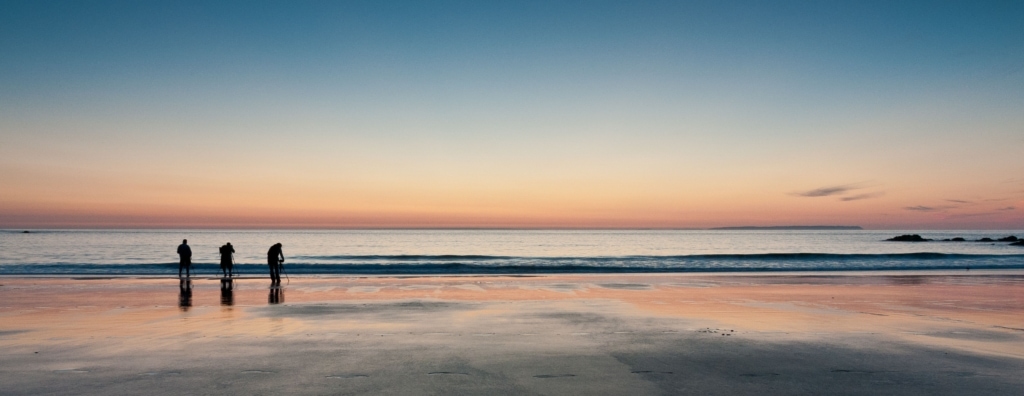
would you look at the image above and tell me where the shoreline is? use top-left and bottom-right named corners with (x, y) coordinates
top-left (3, 267), bottom-right (1023, 279)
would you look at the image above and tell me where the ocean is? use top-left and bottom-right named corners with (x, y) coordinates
top-left (1, 229), bottom-right (1022, 275)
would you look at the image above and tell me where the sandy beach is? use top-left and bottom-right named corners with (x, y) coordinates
top-left (1, 272), bottom-right (1022, 395)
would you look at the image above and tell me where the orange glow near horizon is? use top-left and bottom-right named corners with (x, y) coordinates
top-left (2, 171), bottom-right (1021, 229)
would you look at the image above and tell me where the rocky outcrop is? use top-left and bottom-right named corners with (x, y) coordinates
top-left (886, 234), bottom-right (931, 242)
top-left (1011, 240), bottom-right (1024, 246)
top-left (886, 234), bottom-right (1020, 243)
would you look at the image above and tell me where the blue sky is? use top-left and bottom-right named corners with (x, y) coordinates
top-left (1, 1), bottom-right (1023, 228)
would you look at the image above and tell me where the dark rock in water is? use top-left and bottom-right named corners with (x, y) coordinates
top-left (1011, 240), bottom-right (1024, 246)
top-left (978, 238), bottom-right (994, 242)
top-left (996, 236), bottom-right (1018, 242)
top-left (22, 230), bottom-right (30, 233)
top-left (886, 234), bottom-right (931, 242)
top-left (950, 237), bottom-right (965, 242)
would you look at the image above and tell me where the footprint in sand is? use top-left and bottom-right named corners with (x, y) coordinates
top-left (428, 371), bottom-right (470, 376)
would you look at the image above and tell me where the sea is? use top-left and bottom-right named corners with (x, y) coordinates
top-left (1, 229), bottom-right (1022, 276)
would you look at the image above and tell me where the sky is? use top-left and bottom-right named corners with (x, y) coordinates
top-left (1, 0), bottom-right (1023, 229)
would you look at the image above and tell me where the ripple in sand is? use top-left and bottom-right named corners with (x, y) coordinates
top-left (139, 371), bottom-right (181, 376)
top-left (399, 285), bottom-right (440, 291)
top-left (598, 283), bottom-right (651, 290)
top-left (740, 372), bottom-right (780, 377)
top-left (54, 369), bottom-right (89, 373)
top-left (241, 370), bottom-right (275, 374)
top-left (534, 374), bottom-right (576, 378)
top-left (428, 371), bottom-right (469, 376)
top-left (541, 283), bottom-right (581, 292)
top-left (326, 374), bottom-right (369, 379)
top-left (830, 369), bottom-right (893, 374)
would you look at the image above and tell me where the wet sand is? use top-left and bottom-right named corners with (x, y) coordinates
top-left (1, 272), bottom-right (1023, 395)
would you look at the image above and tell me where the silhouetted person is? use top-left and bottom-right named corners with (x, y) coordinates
top-left (220, 278), bottom-right (234, 306)
top-left (268, 243), bottom-right (284, 284)
top-left (177, 239), bottom-right (192, 278)
top-left (178, 279), bottom-right (193, 311)
top-left (219, 242), bottom-right (235, 278)
top-left (269, 287), bottom-right (283, 304)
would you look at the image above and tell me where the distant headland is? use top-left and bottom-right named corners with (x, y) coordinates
top-left (709, 226), bottom-right (863, 230)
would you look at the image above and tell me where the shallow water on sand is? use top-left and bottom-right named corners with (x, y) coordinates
top-left (1, 274), bottom-right (1022, 395)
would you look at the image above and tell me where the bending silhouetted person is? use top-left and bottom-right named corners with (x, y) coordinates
top-left (219, 242), bottom-right (235, 278)
top-left (267, 243), bottom-right (284, 284)
top-left (177, 239), bottom-right (192, 278)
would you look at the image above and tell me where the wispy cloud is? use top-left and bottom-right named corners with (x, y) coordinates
top-left (794, 185), bottom-right (859, 197)
top-left (946, 199), bottom-right (973, 204)
top-left (904, 206), bottom-right (938, 212)
top-left (947, 212), bottom-right (1001, 218)
top-left (998, 206), bottom-right (1016, 211)
top-left (840, 192), bottom-right (885, 201)
top-left (792, 183), bottom-right (885, 203)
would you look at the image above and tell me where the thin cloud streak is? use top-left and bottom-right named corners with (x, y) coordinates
top-left (794, 184), bottom-right (862, 197)
top-left (904, 206), bottom-right (938, 212)
top-left (840, 192), bottom-right (885, 201)
top-left (946, 212), bottom-right (1002, 218)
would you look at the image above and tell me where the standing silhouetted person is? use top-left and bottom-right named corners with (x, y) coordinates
top-left (219, 242), bottom-right (235, 278)
top-left (268, 243), bottom-right (284, 284)
top-left (177, 239), bottom-right (192, 278)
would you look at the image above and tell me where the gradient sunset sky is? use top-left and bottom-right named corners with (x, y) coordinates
top-left (1, 1), bottom-right (1022, 229)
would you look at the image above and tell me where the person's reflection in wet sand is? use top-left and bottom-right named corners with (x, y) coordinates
top-left (220, 278), bottom-right (234, 306)
top-left (268, 285), bottom-right (284, 305)
top-left (178, 279), bottom-right (193, 311)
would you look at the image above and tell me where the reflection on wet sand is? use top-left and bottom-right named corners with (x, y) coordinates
top-left (269, 285), bottom-right (284, 305)
top-left (1, 274), bottom-right (1022, 395)
top-left (178, 279), bottom-right (192, 311)
top-left (220, 278), bottom-right (234, 306)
